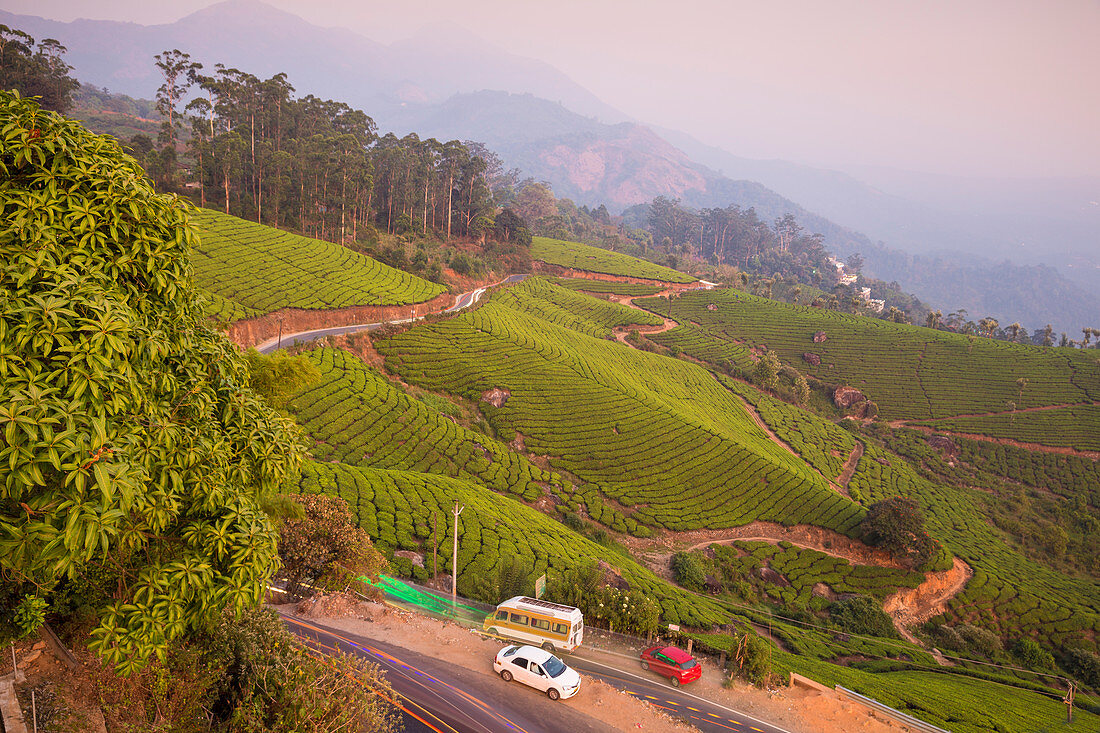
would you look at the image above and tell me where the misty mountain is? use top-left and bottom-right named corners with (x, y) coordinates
top-left (0, 0), bottom-right (625, 124)
top-left (660, 126), bottom-right (1100, 297)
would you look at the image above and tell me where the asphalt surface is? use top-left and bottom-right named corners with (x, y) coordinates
top-left (283, 613), bottom-right (793, 733)
top-left (257, 273), bottom-right (529, 354)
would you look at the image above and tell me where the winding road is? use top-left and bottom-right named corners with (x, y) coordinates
top-left (257, 274), bottom-right (529, 354)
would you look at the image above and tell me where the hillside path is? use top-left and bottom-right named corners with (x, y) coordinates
top-left (897, 424), bottom-right (1100, 460)
top-left (730, 394), bottom-right (851, 497)
top-left (836, 442), bottom-right (864, 487)
top-left (622, 522), bottom-right (972, 665)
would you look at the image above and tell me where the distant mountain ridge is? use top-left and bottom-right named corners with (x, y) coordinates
top-left (0, 0), bottom-right (626, 123)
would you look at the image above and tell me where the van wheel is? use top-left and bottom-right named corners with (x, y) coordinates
top-left (670, 677), bottom-right (680, 687)
top-left (547, 688), bottom-right (560, 701)
top-left (541, 641), bottom-right (555, 652)
top-left (488, 627), bottom-right (499, 637)
top-left (641, 661), bottom-right (649, 671)
top-left (500, 670), bottom-right (513, 682)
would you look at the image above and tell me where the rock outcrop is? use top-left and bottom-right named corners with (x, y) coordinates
top-left (833, 386), bottom-right (865, 409)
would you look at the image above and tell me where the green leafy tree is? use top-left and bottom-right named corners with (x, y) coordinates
top-left (830, 595), bottom-right (898, 638)
top-left (671, 551), bottom-right (706, 591)
top-left (1011, 638), bottom-right (1054, 670)
top-left (277, 494), bottom-right (387, 599)
top-left (860, 496), bottom-right (938, 568)
top-left (0, 92), bottom-right (304, 672)
top-left (154, 49), bottom-right (200, 148)
top-left (474, 556), bottom-right (533, 604)
top-left (753, 350), bottom-right (781, 392)
top-left (0, 26), bottom-right (80, 112)
top-left (243, 348), bottom-right (321, 410)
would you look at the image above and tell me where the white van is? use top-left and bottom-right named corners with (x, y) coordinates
top-left (483, 596), bottom-right (584, 652)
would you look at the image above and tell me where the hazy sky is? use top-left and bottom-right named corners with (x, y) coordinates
top-left (5, 0), bottom-right (1098, 178)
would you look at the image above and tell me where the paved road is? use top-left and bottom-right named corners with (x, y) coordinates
top-left (564, 650), bottom-right (792, 733)
top-left (284, 613), bottom-right (618, 733)
top-left (257, 274), bottom-right (529, 354)
top-left (283, 613), bottom-right (793, 733)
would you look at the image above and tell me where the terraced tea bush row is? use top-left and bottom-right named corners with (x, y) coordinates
top-left (635, 289), bottom-right (1100, 420)
top-left (298, 461), bottom-right (728, 627)
top-left (286, 347), bottom-right (642, 525)
top-left (645, 324), bottom-right (756, 373)
top-left (489, 278), bottom-right (662, 337)
top-left (719, 378), bottom-right (857, 481)
top-left (882, 429), bottom-right (1100, 509)
top-left (190, 209), bottom-right (445, 319)
top-left (780, 654), bottom-right (1100, 733)
top-left (375, 283), bottom-right (866, 535)
top-left (531, 236), bottom-right (694, 282)
top-left (707, 541), bottom-right (923, 606)
top-left (847, 432), bottom-right (1100, 653)
top-left (548, 278), bottom-right (664, 297)
top-left (915, 405), bottom-right (1100, 452)
top-left (199, 287), bottom-right (261, 322)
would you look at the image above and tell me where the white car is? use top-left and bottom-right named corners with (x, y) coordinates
top-left (493, 644), bottom-right (582, 700)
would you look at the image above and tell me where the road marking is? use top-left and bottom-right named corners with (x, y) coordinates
top-left (285, 616), bottom-right (531, 733)
top-left (564, 652), bottom-right (793, 733)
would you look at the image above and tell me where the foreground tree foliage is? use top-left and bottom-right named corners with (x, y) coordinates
top-left (91, 607), bottom-right (399, 733)
top-left (0, 91), bottom-right (304, 671)
top-left (277, 493), bottom-right (387, 598)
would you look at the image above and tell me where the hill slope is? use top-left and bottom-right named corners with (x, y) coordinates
top-left (635, 288), bottom-right (1100, 422)
top-left (190, 209), bottom-right (445, 321)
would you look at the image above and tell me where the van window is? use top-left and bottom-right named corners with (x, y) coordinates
top-left (531, 617), bottom-right (551, 631)
top-left (509, 613), bottom-right (528, 625)
top-left (552, 623), bottom-right (569, 635)
top-left (495, 610), bottom-right (508, 621)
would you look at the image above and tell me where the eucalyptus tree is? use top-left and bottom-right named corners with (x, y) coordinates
top-left (0, 92), bottom-right (304, 671)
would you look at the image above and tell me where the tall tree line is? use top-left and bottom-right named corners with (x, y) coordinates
top-left (0, 25), bottom-right (79, 112)
top-left (153, 51), bottom-right (495, 243)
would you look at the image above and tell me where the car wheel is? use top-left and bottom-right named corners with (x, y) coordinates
top-left (640, 661), bottom-right (649, 670)
top-left (670, 676), bottom-right (680, 687)
top-left (500, 669), bottom-right (513, 682)
top-left (541, 641), bottom-right (555, 652)
top-left (547, 688), bottom-right (560, 701)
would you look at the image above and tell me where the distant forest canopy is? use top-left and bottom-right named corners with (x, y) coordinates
top-left (133, 50), bottom-right (532, 252)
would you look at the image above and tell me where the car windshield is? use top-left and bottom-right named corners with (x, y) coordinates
top-left (542, 655), bottom-right (567, 678)
top-left (679, 659), bottom-right (697, 670)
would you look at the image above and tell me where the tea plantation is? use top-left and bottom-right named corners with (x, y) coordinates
top-left (374, 279), bottom-right (865, 534)
top-left (296, 461), bottom-right (727, 626)
top-left (548, 277), bottom-right (664, 296)
top-left (531, 236), bottom-right (695, 282)
top-left (915, 404), bottom-right (1100, 451)
top-left (287, 347), bottom-right (641, 533)
top-left (189, 209), bottom-right (445, 320)
top-left (635, 288), bottom-right (1100, 421)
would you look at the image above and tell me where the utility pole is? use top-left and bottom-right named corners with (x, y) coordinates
top-left (451, 501), bottom-right (465, 610)
top-left (276, 317), bottom-right (283, 350)
top-left (1065, 681), bottom-right (1075, 723)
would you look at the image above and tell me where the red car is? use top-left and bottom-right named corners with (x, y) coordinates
top-left (639, 645), bottom-right (701, 686)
